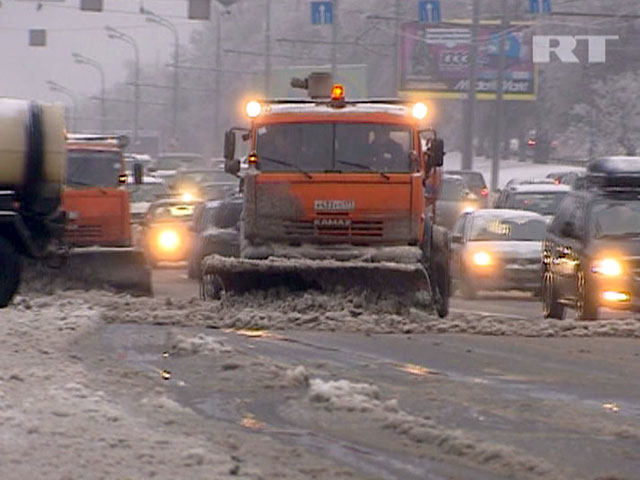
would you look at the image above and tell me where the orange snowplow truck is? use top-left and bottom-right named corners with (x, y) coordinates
top-left (61, 134), bottom-right (152, 295)
top-left (202, 74), bottom-right (449, 316)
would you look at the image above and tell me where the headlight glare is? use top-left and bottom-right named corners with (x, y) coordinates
top-left (592, 258), bottom-right (622, 276)
top-left (473, 252), bottom-right (491, 266)
top-left (158, 230), bottom-right (180, 251)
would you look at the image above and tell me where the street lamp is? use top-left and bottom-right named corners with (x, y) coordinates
top-left (47, 80), bottom-right (77, 131)
top-left (72, 52), bottom-right (106, 133)
top-left (105, 25), bottom-right (140, 142)
top-left (141, 7), bottom-right (180, 142)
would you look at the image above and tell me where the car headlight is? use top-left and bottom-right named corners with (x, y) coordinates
top-left (473, 252), bottom-right (491, 266)
top-left (181, 192), bottom-right (195, 203)
top-left (158, 230), bottom-right (180, 251)
top-left (592, 258), bottom-right (622, 277)
top-left (462, 204), bottom-right (476, 213)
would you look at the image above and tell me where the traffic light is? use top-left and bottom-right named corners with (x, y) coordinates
top-left (29, 29), bottom-right (46, 47)
top-left (188, 0), bottom-right (210, 19)
top-left (80, 0), bottom-right (103, 12)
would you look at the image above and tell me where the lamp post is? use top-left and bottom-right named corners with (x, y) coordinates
top-left (47, 80), bottom-right (77, 131)
top-left (72, 52), bottom-right (106, 133)
top-left (141, 7), bottom-right (179, 141)
top-left (105, 26), bottom-right (140, 141)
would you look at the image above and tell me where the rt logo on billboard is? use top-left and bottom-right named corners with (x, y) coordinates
top-left (532, 35), bottom-right (619, 63)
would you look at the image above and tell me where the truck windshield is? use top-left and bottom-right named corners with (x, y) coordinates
top-left (66, 150), bottom-right (122, 188)
top-left (256, 123), bottom-right (412, 173)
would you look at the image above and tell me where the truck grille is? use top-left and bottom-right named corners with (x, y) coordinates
top-left (66, 224), bottom-right (104, 242)
top-left (283, 220), bottom-right (384, 238)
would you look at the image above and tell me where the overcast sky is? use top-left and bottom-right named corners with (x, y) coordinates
top-left (0, 0), bottom-right (203, 102)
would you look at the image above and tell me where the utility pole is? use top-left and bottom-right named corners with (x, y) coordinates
top-left (393, 0), bottom-right (401, 95)
top-left (331, 0), bottom-right (338, 80)
top-left (214, 8), bottom-right (222, 148)
top-left (490, 0), bottom-right (508, 191)
top-left (265, 0), bottom-right (272, 95)
top-left (462, 0), bottom-right (480, 170)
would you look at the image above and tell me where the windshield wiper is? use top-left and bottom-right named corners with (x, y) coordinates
top-left (260, 156), bottom-right (312, 179)
top-left (336, 160), bottom-right (390, 180)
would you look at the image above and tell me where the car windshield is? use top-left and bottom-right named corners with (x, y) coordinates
top-left (450, 172), bottom-right (486, 189)
top-left (256, 123), bottom-right (412, 173)
top-left (591, 200), bottom-right (640, 238)
top-left (178, 170), bottom-right (237, 185)
top-left (126, 183), bottom-right (167, 203)
top-left (156, 155), bottom-right (205, 170)
top-left (507, 192), bottom-right (568, 216)
top-left (470, 215), bottom-right (548, 242)
top-left (440, 179), bottom-right (467, 200)
top-left (66, 150), bottom-right (122, 187)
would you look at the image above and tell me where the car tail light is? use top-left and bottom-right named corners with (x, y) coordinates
top-left (481, 188), bottom-right (488, 197)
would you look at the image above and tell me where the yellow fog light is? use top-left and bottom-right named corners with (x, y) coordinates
top-left (592, 258), bottom-right (622, 277)
top-left (473, 252), bottom-right (491, 266)
top-left (602, 291), bottom-right (630, 303)
top-left (158, 230), bottom-right (180, 251)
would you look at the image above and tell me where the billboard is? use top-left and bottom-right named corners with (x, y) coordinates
top-left (400, 22), bottom-right (536, 100)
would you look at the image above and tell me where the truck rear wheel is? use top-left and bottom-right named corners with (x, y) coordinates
top-left (0, 236), bottom-right (21, 308)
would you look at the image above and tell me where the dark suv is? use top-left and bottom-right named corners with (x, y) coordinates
top-left (542, 157), bottom-right (640, 320)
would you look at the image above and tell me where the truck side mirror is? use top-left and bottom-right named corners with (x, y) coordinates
top-left (133, 162), bottom-right (144, 185)
top-left (224, 130), bottom-right (236, 162)
top-left (429, 138), bottom-right (445, 168)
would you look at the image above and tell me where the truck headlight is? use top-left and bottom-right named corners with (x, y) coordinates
top-left (592, 258), bottom-right (622, 277)
top-left (158, 230), bottom-right (180, 251)
top-left (473, 252), bottom-right (491, 266)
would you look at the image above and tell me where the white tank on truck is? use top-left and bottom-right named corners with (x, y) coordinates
top-left (0, 98), bottom-right (66, 306)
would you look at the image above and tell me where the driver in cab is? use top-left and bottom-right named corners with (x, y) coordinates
top-left (369, 126), bottom-right (404, 169)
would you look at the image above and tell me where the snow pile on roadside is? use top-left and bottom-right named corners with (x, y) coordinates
top-left (93, 289), bottom-right (640, 338)
top-left (307, 377), bottom-right (559, 480)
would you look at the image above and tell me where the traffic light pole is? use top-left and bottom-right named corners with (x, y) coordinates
top-left (462, 0), bottom-right (480, 170)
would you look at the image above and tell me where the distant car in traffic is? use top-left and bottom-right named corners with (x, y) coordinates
top-left (151, 153), bottom-right (208, 181)
top-left (494, 183), bottom-right (571, 218)
top-left (140, 198), bottom-right (199, 267)
top-left (187, 194), bottom-right (242, 279)
top-left (126, 175), bottom-right (169, 223)
top-left (445, 170), bottom-right (489, 207)
top-left (451, 209), bottom-right (548, 298)
top-left (435, 175), bottom-right (480, 230)
top-left (504, 177), bottom-right (556, 188)
top-left (543, 157), bottom-right (640, 320)
top-left (545, 171), bottom-right (585, 188)
top-left (171, 168), bottom-right (239, 202)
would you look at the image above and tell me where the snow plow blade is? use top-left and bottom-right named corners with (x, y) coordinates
top-left (200, 255), bottom-right (431, 300)
top-left (59, 248), bottom-right (152, 296)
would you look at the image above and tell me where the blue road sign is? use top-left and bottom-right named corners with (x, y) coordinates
top-left (530, 0), bottom-right (551, 14)
top-left (311, 1), bottom-right (333, 25)
top-left (419, 1), bottom-right (441, 24)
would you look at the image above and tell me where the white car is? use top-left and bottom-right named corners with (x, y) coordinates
top-left (451, 209), bottom-right (548, 298)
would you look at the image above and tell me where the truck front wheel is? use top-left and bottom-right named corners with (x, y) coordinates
top-left (0, 236), bottom-right (21, 308)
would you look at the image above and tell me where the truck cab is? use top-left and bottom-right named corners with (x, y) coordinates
top-left (63, 134), bottom-right (133, 247)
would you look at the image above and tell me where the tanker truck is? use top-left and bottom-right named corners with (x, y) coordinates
top-left (0, 98), bottom-right (66, 307)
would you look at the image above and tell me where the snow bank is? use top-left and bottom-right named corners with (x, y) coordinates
top-left (306, 378), bottom-right (559, 479)
top-left (91, 289), bottom-right (640, 338)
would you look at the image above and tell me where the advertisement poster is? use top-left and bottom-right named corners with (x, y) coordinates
top-left (400, 22), bottom-right (536, 100)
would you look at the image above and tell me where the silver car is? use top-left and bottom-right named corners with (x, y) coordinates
top-left (450, 209), bottom-right (548, 299)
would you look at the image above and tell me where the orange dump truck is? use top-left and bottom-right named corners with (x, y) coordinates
top-left (202, 76), bottom-right (449, 316)
top-left (61, 134), bottom-right (152, 295)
